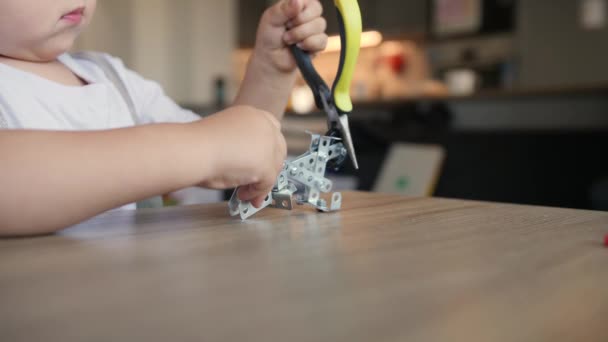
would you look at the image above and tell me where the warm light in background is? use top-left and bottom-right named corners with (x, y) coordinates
top-left (291, 85), bottom-right (316, 114)
top-left (325, 30), bottom-right (383, 53)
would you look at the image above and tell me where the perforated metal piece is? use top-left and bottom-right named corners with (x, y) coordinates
top-left (229, 133), bottom-right (346, 220)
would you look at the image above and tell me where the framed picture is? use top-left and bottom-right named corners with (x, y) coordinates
top-left (433, 0), bottom-right (482, 37)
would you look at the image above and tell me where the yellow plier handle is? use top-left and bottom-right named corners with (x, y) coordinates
top-left (289, 0), bottom-right (362, 115)
top-left (331, 0), bottom-right (362, 114)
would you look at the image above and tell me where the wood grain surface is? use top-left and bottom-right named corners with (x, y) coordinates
top-left (1, 192), bottom-right (607, 342)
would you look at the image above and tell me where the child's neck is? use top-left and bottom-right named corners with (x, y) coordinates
top-left (0, 55), bottom-right (87, 87)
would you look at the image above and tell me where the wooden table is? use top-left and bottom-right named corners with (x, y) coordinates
top-left (1, 192), bottom-right (607, 341)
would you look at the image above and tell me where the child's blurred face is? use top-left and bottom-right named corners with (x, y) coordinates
top-left (0, 0), bottom-right (97, 62)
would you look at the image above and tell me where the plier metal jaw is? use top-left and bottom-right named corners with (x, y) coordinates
top-left (289, 0), bottom-right (362, 170)
top-left (319, 90), bottom-right (358, 170)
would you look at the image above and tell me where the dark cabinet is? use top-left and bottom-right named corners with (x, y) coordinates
top-left (372, 0), bottom-right (428, 37)
top-left (237, 0), bottom-right (267, 48)
top-left (238, 0), bottom-right (428, 47)
top-left (318, 0), bottom-right (428, 37)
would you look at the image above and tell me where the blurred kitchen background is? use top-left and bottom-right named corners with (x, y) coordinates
top-left (76, 0), bottom-right (608, 210)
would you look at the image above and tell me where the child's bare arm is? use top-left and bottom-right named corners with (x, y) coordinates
top-left (0, 124), bottom-right (206, 236)
top-left (0, 105), bottom-right (286, 236)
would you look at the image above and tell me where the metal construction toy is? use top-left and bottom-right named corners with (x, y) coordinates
top-left (229, 0), bottom-right (362, 220)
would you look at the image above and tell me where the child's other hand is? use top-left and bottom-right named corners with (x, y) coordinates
top-left (254, 0), bottom-right (328, 73)
top-left (196, 106), bottom-right (287, 207)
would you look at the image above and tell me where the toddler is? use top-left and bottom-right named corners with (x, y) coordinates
top-left (0, 0), bottom-right (328, 235)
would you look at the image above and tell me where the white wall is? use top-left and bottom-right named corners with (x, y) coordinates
top-left (76, 0), bottom-right (134, 62)
top-left (76, 0), bottom-right (237, 105)
top-left (186, 1), bottom-right (237, 105)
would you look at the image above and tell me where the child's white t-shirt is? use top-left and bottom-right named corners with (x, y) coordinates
top-left (0, 52), bottom-right (200, 129)
top-left (0, 52), bottom-right (202, 211)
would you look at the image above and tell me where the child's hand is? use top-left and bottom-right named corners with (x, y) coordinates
top-left (254, 0), bottom-right (328, 73)
top-left (196, 106), bottom-right (287, 207)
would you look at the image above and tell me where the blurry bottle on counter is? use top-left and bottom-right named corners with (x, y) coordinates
top-left (500, 60), bottom-right (517, 90)
top-left (213, 76), bottom-right (226, 109)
